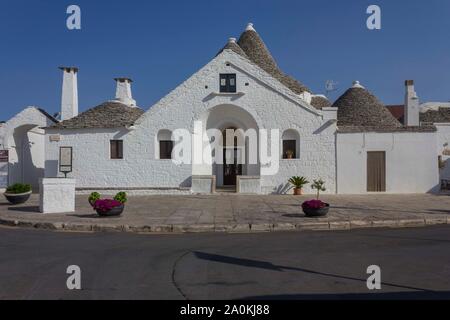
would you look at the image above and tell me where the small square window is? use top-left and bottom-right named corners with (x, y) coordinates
top-left (110, 140), bottom-right (123, 159)
top-left (220, 74), bottom-right (237, 93)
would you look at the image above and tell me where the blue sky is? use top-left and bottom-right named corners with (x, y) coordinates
top-left (1, 0), bottom-right (449, 120)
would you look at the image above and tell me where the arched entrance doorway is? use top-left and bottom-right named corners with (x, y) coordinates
top-left (196, 104), bottom-right (261, 190)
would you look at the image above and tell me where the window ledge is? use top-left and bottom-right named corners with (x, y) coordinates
top-left (211, 92), bottom-right (245, 96)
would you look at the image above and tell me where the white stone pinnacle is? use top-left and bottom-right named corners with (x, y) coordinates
top-left (352, 81), bottom-right (365, 89)
top-left (246, 23), bottom-right (255, 32)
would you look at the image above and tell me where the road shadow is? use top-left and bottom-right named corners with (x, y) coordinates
top-left (194, 251), bottom-right (432, 293)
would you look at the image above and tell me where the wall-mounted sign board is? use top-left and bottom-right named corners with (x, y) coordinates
top-left (0, 150), bottom-right (8, 163)
top-left (59, 147), bottom-right (73, 178)
top-left (49, 135), bottom-right (61, 142)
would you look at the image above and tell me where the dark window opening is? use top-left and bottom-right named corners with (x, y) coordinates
top-left (160, 141), bottom-right (174, 160)
top-left (220, 74), bottom-right (237, 93)
top-left (110, 140), bottom-right (123, 159)
top-left (283, 140), bottom-right (297, 159)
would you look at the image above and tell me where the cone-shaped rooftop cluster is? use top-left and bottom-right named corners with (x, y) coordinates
top-left (219, 23), bottom-right (311, 95)
top-left (332, 81), bottom-right (402, 128)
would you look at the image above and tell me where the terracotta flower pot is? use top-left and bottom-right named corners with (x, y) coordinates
top-left (293, 188), bottom-right (303, 195)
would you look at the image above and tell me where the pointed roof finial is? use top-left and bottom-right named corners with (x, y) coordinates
top-left (245, 23), bottom-right (255, 32)
top-left (352, 81), bottom-right (365, 89)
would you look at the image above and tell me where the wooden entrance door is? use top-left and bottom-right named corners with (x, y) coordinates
top-left (223, 148), bottom-right (242, 186)
top-left (367, 151), bottom-right (386, 192)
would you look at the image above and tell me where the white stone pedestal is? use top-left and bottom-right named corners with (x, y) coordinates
top-left (237, 176), bottom-right (261, 194)
top-left (191, 175), bottom-right (216, 194)
top-left (39, 178), bottom-right (76, 214)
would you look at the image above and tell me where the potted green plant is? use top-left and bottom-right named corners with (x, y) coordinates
top-left (286, 150), bottom-right (295, 159)
top-left (288, 176), bottom-right (309, 195)
top-left (89, 191), bottom-right (127, 217)
top-left (3, 183), bottom-right (32, 205)
top-left (302, 179), bottom-right (329, 217)
top-left (88, 192), bottom-right (100, 206)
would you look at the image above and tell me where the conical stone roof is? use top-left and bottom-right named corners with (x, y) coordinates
top-left (237, 23), bottom-right (310, 94)
top-left (217, 38), bottom-right (248, 58)
top-left (332, 82), bottom-right (402, 128)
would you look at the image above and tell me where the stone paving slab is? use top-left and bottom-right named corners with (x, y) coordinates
top-left (0, 193), bottom-right (450, 234)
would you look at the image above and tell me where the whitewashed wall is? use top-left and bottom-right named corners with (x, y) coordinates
top-left (337, 131), bottom-right (439, 194)
top-left (0, 107), bottom-right (54, 190)
top-left (435, 123), bottom-right (450, 180)
top-left (45, 50), bottom-right (337, 194)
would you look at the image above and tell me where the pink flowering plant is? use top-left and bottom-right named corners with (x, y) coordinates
top-left (93, 199), bottom-right (123, 213)
top-left (89, 191), bottom-right (127, 214)
top-left (302, 199), bottom-right (327, 210)
top-left (302, 179), bottom-right (329, 211)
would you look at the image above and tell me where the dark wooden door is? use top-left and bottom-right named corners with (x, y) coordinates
top-left (367, 151), bottom-right (386, 192)
top-left (223, 148), bottom-right (242, 186)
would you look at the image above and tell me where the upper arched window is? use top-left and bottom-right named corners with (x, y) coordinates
top-left (157, 129), bottom-right (173, 159)
top-left (282, 129), bottom-right (300, 159)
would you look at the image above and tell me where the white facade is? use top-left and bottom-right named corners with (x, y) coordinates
top-left (337, 131), bottom-right (439, 194)
top-left (45, 50), bottom-right (337, 194)
top-left (435, 123), bottom-right (450, 180)
top-left (0, 107), bottom-right (55, 191)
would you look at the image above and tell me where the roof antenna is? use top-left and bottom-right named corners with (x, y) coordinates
top-left (325, 80), bottom-right (338, 97)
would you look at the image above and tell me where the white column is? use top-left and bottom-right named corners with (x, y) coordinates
top-left (60, 67), bottom-right (79, 120)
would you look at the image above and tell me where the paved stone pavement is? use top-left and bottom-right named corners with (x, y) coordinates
top-left (1, 193), bottom-right (450, 233)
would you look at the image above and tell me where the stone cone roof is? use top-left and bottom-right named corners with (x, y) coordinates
top-left (311, 96), bottom-right (331, 109)
top-left (50, 101), bottom-right (144, 129)
top-left (332, 87), bottom-right (402, 128)
top-left (420, 107), bottom-right (450, 123)
top-left (217, 40), bottom-right (248, 58)
top-left (237, 26), bottom-right (311, 94)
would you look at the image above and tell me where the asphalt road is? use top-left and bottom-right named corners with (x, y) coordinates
top-left (1, 225), bottom-right (450, 300)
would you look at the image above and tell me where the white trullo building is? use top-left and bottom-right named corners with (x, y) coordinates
top-left (4, 23), bottom-right (442, 194)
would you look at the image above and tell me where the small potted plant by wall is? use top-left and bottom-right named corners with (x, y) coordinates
top-left (288, 176), bottom-right (309, 195)
top-left (3, 183), bottom-right (32, 205)
top-left (88, 192), bottom-right (100, 206)
top-left (89, 191), bottom-right (127, 217)
top-left (302, 179), bottom-right (329, 217)
top-left (286, 150), bottom-right (295, 159)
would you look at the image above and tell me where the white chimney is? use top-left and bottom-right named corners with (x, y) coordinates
top-left (60, 67), bottom-right (79, 121)
top-left (405, 80), bottom-right (420, 126)
top-left (114, 78), bottom-right (136, 107)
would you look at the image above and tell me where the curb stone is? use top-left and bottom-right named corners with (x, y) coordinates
top-left (0, 216), bottom-right (449, 234)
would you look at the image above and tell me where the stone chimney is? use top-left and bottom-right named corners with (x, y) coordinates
top-left (405, 80), bottom-right (420, 126)
top-left (60, 67), bottom-right (79, 121)
top-left (114, 78), bottom-right (136, 107)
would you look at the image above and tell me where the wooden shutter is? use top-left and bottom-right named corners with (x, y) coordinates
top-left (110, 140), bottom-right (123, 159)
top-left (367, 151), bottom-right (386, 192)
